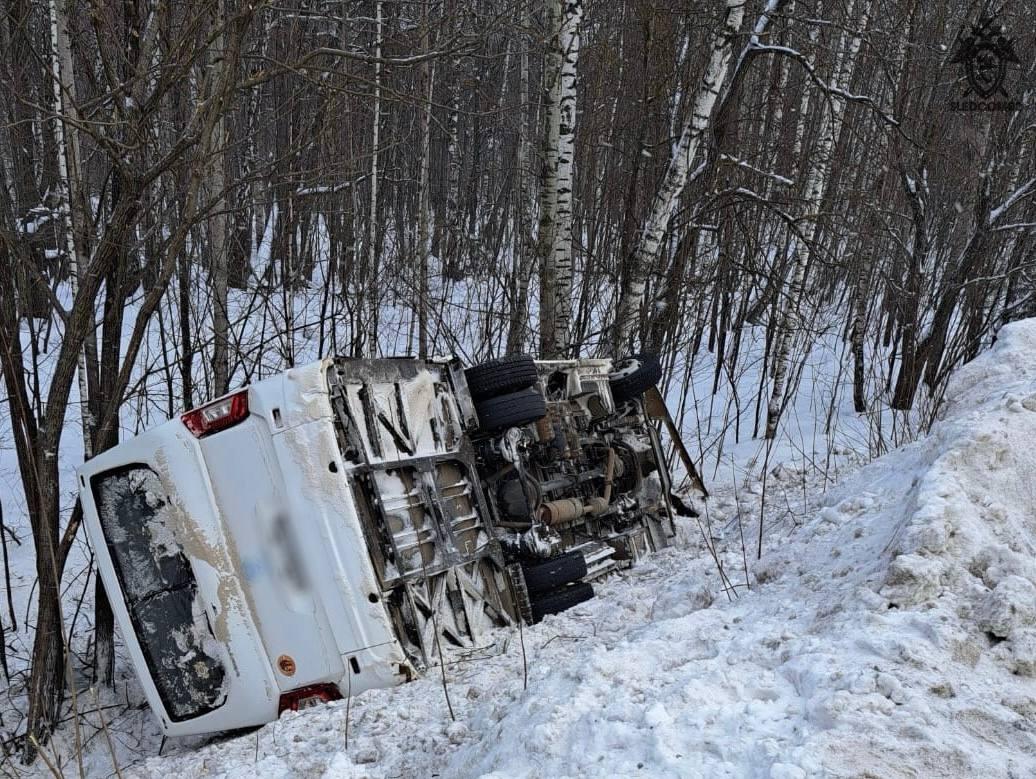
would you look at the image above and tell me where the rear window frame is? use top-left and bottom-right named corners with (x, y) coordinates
top-left (90, 462), bottom-right (226, 722)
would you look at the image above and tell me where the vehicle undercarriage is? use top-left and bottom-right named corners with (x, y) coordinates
top-left (326, 353), bottom-right (694, 668)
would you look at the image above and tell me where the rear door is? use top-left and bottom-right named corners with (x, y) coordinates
top-left (79, 424), bottom-right (280, 735)
top-left (90, 464), bottom-right (227, 719)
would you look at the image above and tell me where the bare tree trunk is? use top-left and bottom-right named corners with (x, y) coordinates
top-left (48, 0), bottom-right (116, 699)
top-left (366, 0), bottom-right (383, 358)
top-left (611, 0), bottom-right (746, 353)
top-left (417, 3), bottom-right (435, 359)
top-left (506, 1), bottom-right (533, 354)
top-left (178, 246), bottom-right (196, 408)
top-left (765, 1), bottom-right (871, 439)
top-left (442, 0), bottom-right (463, 276)
top-left (211, 0), bottom-right (230, 396)
top-left (850, 258), bottom-right (870, 413)
top-left (48, 0), bottom-right (92, 438)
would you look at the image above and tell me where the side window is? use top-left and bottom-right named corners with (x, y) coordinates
top-left (92, 465), bottom-right (226, 720)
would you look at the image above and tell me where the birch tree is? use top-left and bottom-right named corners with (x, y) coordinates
top-left (536, 0), bottom-right (562, 358)
top-left (538, 0), bottom-right (582, 358)
top-left (611, 0), bottom-right (746, 353)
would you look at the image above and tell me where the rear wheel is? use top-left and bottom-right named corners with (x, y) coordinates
top-left (609, 353), bottom-right (662, 403)
top-left (521, 552), bottom-right (587, 596)
top-left (474, 387), bottom-right (546, 432)
top-left (465, 355), bottom-right (538, 401)
top-left (529, 581), bottom-right (594, 623)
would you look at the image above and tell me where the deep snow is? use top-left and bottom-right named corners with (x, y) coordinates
top-left (54, 321), bottom-right (1032, 778)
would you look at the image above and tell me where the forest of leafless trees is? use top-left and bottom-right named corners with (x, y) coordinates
top-left (1, 0), bottom-right (1035, 764)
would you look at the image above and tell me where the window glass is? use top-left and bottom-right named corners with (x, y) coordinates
top-left (92, 465), bottom-right (226, 720)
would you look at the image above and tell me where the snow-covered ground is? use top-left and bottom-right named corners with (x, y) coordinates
top-left (43, 320), bottom-right (1030, 778)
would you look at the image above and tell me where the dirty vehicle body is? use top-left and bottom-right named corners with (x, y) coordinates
top-left (78, 354), bottom-right (680, 736)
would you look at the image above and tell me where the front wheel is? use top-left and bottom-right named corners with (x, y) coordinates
top-left (609, 353), bottom-right (662, 403)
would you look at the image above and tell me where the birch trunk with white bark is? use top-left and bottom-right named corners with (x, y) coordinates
top-left (546, 0), bottom-right (582, 357)
top-left (611, 0), bottom-right (746, 354)
top-left (48, 0), bottom-right (91, 441)
top-left (536, 0), bottom-right (563, 357)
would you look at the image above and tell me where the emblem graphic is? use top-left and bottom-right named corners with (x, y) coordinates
top-left (950, 16), bottom-right (1020, 99)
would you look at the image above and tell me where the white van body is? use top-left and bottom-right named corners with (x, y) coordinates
top-left (78, 355), bottom-right (678, 736)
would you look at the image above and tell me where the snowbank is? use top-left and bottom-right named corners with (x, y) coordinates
top-left (97, 323), bottom-right (1036, 777)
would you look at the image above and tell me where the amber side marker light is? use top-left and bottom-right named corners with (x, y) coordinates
top-left (182, 390), bottom-right (249, 438)
top-left (278, 683), bottom-right (343, 714)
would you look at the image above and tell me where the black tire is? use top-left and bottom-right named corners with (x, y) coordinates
top-left (609, 353), bottom-right (662, 403)
top-left (465, 355), bottom-right (538, 401)
top-left (529, 581), bottom-right (594, 623)
top-left (474, 387), bottom-right (546, 432)
top-left (521, 552), bottom-right (588, 596)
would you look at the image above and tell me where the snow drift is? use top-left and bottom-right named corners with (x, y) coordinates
top-left (121, 322), bottom-right (1036, 779)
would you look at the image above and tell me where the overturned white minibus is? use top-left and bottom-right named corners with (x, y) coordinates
top-left (78, 354), bottom-right (687, 736)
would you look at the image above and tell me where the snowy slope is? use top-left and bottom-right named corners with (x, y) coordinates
top-left (106, 321), bottom-right (1036, 778)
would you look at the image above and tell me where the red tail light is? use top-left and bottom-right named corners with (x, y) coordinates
top-left (181, 390), bottom-right (249, 438)
top-left (278, 683), bottom-right (342, 715)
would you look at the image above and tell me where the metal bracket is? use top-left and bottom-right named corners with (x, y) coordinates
top-left (644, 386), bottom-right (708, 498)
